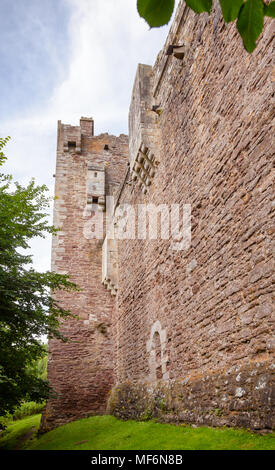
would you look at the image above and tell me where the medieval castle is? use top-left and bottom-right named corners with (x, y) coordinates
top-left (41, 2), bottom-right (274, 432)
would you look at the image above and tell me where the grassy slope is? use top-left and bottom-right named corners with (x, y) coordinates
top-left (0, 414), bottom-right (274, 450)
top-left (0, 414), bottom-right (41, 450)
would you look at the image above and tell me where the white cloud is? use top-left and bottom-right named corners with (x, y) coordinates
top-left (1, 0), bottom-right (179, 272)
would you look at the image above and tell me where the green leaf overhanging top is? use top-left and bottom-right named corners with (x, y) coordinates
top-left (137, 0), bottom-right (175, 27)
top-left (264, 1), bottom-right (275, 18)
top-left (185, 0), bottom-right (213, 14)
top-left (237, 0), bottom-right (264, 53)
top-left (219, 0), bottom-right (244, 22)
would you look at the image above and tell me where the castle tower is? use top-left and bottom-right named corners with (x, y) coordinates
top-left (40, 118), bottom-right (128, 432)
top-left (40, 1), bottom-right (274, 433)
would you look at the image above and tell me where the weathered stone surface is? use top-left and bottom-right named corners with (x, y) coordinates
top-left (112, 1), bottom-right (274, 431)
top-left (108, 360), bottom-right (274, 430)
top-left (42, 1), bottom-right (274, 432)
top-left (40, 121), bottom-right (128, 432)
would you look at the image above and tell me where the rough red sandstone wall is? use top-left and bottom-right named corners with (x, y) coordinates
top-left (109, 2), bottom-right (274, 429)
top-left (40, 119), bottom-right (128, 431)
top-left (42, 1), bottom-right (274, 432)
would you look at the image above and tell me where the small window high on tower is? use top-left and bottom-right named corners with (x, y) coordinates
top-left (68, 141), bottom-right (76, 151)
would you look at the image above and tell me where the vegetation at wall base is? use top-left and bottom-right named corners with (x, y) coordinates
top-left (0, 414), bottom-right (274, 450)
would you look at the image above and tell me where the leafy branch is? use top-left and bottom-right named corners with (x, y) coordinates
top-left (0, 137), bottom-right (10, 166)
top-left (137, 0), bottom-right (275, 53)
top-left (0, 138), bottom-right (80, 416)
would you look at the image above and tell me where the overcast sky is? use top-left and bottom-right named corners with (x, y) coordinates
top-left (1, 0), bottom-right (178, 272)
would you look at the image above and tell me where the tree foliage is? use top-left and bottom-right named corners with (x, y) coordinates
top-left (137, 0), bottom-right (275, 53)
top-left (186, 0), bottom-right (212, 14)
top-left (137, 0), bottom-right (175, 27)
top-left (0, 138), bottom-right (78, 417)
top-left (237, 0), bottom-right (265, 52)
top-left (0, 137), bottom-right (10, 167)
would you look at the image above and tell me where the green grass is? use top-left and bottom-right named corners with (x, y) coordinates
top-left (0, 414), bottom-right (41, 450)
top-left (0, 401), bottom-right (45, 430)
top-left (0, 414), bottom-right (274, 450)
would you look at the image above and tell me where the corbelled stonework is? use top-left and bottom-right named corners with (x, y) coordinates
top-left (41, 1), bottom-right (274, 432)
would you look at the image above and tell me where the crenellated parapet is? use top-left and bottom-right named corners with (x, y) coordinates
top-left (58, 116), bottom-right (94, 155)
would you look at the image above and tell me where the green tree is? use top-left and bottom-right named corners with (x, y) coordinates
top-left (0, 138), bottom-right (78, 417)
top-left (26, 344), bottom-right (48, 382)
top-left (137, 0), bottom-right (275, 53)
top-left (0, 137), bottom-right (10, 166)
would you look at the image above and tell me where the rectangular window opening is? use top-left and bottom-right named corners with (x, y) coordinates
top-left (68, 141), bottom-right (76, 150)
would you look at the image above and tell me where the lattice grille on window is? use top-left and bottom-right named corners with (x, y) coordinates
top-left (131, 144), bottom-right (158, 194)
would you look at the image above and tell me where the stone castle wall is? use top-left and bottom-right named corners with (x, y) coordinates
top-left (109, 2), bottom-right (274, 430)
top-left (40, 119), bottom-right (128, 432)
top-left (42, 1), bottom-right (274, 431)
